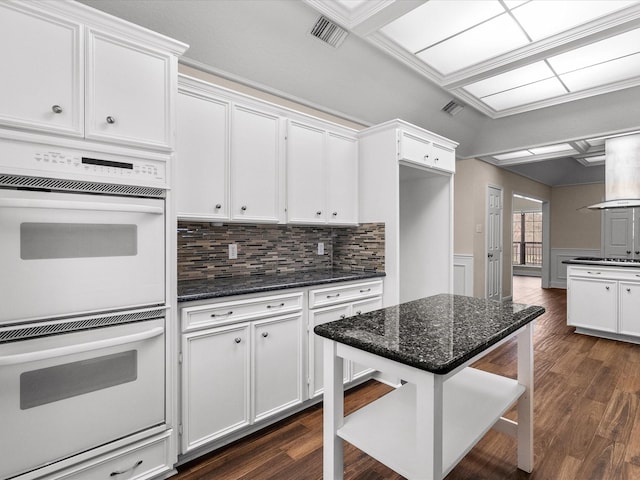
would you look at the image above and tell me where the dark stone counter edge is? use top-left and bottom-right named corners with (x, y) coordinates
top-left (562, 259), bottom-right (640, 268)
top-left (314, 304), bottom-right (545, 375)
top-left (177, 271), bottom-right (386, 303)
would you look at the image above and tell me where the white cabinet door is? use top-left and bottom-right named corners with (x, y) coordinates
top-left (231, 104), bottom-right (282, 223)
top-left (309, 304), bottom-right (350, 398)
top-left (349, 297), bottom-right (382, 380)
top-left (286, 120), bottom-right (326, 224)
top-left (431, 141), bottom-right (456, 173)
top-left (176, 91), bottom-right (229, 220)
top-left (620, 282), bottom-right (640, 336)
top-left (399, 131), bottom-right (432, 166)
top-left (252, 314), bottom-right (303, 422)
top-left (181, 323), bottom-right (250, 453)
top-left (0, 3), bottom-right (83, 136)
top-left (568, 278), bottom-right (618, 333)
top-left (86, 30), bottom-right (173, 150)
top-left (326, 132), bottom-right (358, 225)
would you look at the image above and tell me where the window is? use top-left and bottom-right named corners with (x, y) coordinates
top-left (513, 211), bottom-right (542, 266)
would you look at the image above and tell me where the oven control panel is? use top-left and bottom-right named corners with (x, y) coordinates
top-left (0, 138), bottom-right (167, 188)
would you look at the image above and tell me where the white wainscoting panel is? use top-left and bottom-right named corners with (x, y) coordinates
top-left (453, 254), bottom-right (474, 296)
top-left (550, 248), bottom-right (600, 288)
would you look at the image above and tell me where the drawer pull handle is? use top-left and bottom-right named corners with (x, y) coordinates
top-left (234, 337), bottom-right (242, 344)
top-left (339, 314), bottom-right (346, 319)
top-left (360, 288), bottom-right (372, 293)
top-left (266, 303), bottom-right (285, 309)
top-left (587, 271), bottom-right (601, 275)
top-left (262, 332), bottom-right (269, 338)
top-left (327, 293), bottom-right (341, 298)
top-left (211, 311), bottom-right (233, 318)
top-left (110, 460), bottom-right (143, 476)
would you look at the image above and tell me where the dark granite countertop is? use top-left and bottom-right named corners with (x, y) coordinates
top-left (314, 294), bottom-right (544, 375)
top-left (178, 269), bottom-right (386, 302)
top-left (562, 257), bottom-right (640, 268)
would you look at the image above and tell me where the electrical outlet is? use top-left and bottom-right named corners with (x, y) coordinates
top-left (229, 243), bottom-right (238, 259)
top-left (318, 242), bottom-right (324, 255)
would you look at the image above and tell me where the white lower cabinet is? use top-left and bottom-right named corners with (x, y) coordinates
top-left (567, 265), bottom-right (640, 339)
top-left (308, 280), bottom-right (383, 398)
top-left (181, 323), bottom-right (251, 452)
top-left (180, 291), bottom-right (304, 455)
top-left (52, 431), bottom-right (172, 480)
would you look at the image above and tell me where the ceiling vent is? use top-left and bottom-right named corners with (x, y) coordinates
top-left (310, 16), bottom-right (348, 48)
top-left (442, 100), bottom-right (465, 116)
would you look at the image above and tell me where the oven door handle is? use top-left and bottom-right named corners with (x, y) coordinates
top-left (0, 198), bottom-right (163, 214)
top-left (0, 327), bottom-right (164, 366)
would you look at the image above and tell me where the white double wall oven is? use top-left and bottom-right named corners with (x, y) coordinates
top-left (0, 137), bottom-right (170, 479)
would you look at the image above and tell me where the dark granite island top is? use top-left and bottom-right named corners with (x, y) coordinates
top-left (314, 293), bottom-right (545, 374)
top-left (178, 269), bottom-right (386, 302)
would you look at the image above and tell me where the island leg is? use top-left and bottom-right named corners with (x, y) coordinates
top-left (415, 372), bottom-right (444, 480)
top-left (517, 323), bottom-right (534, 472)
top-left (323, 338), bottom-right (344, 480)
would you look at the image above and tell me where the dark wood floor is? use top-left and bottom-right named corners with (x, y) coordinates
top-left (174, 277), bottom-right (640, 479)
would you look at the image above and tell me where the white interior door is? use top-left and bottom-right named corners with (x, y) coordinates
top-left (487, 186), bottom-right (503, 300)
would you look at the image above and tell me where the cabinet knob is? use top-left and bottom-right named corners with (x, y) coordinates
top-left (636, 251), bottom-right (639, 255)
top-left (215, 204), bottom-right (222, 209)
top-left (339, 314), bottom-right (346, 319)
top-left (241, 205), bottom-right (247, 211)
top-left (627, 288), bottom-right (632, 293)
top-left (606, 286), bottom-right (610, 291)
top-left (316, 211), bottom-right (322, 216)
top-left (262, 332), bottom-right (269, 338)
top-left (51, 105), bottom-right (63, 114)
top-left (424, 154), bottom-right (429, 160)
top-left (106, 116), bottom-right (116, 124)
top-left (627, 250), bottom-right (632, 255)
top-left (234, 337), bottom-right (242, 344)
top-left (435, 157), bottom-right (439, 162)
top-left (355, 310), bottom-right (362, 315)
top-left (332, 212), bottom-right (338, 216)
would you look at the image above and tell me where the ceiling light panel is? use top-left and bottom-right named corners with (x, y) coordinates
top-left (560, 53), bottom-right (640, 91)
top-left (547, 28), bottom-right (640, 74)
top-left (463, 61), bottom-right (554, 97)
top-left (528, 143), bottom-right (576, 155)
top-left (493, 150), bottom-right (534, 161)
top-left (334, 0), bottom-right (369, 11)
top-left (380, 0), bottom-right (504, 53)
top-left (480, 77), bottom-right (566, 110)
top-left (417, 14), bottom-right (529, 75)
top-left (511, 0), bottom-right (639, 42)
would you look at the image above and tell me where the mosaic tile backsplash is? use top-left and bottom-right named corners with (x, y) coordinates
top-left (177, 222), bottom-right (385, 281)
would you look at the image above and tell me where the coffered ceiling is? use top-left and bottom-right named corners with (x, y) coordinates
top-left (307, 0), bottom-right (640, 118)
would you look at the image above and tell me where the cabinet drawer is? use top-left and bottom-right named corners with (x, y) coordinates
top-left (309, 280), bottom-right (383, 309)
top-left (54, 432), bottom-right (171, 480)
top-left (568, 266), bottom-right (640, 282)
top-left (182, 291), bottom-right (303, 332)
top-left (399, 131), bottom-right (431, 166)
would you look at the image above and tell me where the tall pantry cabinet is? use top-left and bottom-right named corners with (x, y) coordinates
top-left (358, 120), bottom-right (457, 306)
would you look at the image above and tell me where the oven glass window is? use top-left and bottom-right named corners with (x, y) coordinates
top-left (20, 223), bottom-right (137, 259)
top-left (20, 351), bottom-right (138, 409)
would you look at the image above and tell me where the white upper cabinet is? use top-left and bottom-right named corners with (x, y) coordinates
top-left (85, 30), bottom-right (175, 150)
top-left (176, 88), bottom-right (229, 220)
top-left (286, 121), bottom-right (326, 224)
top-left (326, 132), bottom-right (358, 225)
top-left (399, 129), bottom-right (456, 173)
top-left (286, 119), bottom-right (358, 225)
top-left (231, 104), bottom-right (283, 223)
top-left (0, 2), bottom-right (83, 136)
top-left (0, 1), bottom-right (187, 151)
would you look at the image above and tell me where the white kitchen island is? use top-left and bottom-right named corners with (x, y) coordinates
top-left (315, 294), bottom-right (544, 480)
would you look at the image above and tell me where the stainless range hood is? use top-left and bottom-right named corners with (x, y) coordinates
top-left (588, 133), bottom-right (640, 209)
